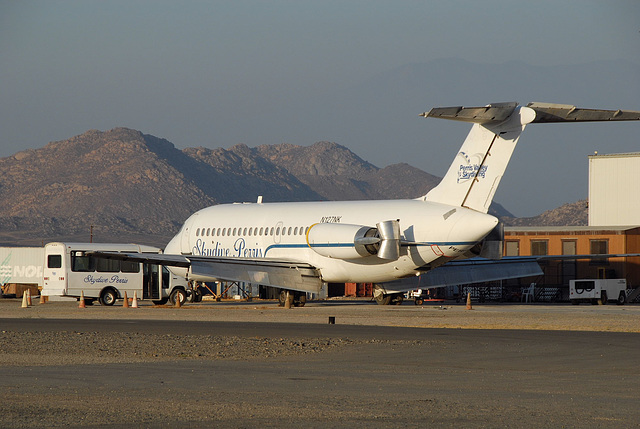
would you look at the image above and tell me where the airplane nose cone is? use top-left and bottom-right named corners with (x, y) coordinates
top-left (165, 233), bottom-right (181, 255)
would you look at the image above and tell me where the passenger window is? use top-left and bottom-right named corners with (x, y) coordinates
top-left (259, 227), bottom-right (264, 236)
top-left (71, 252), bottom-right (94, 272)
top-left (195, 228), bottom-right (200, 237)
top-left (217, 228), bottom-right (221, 236)
top-left (293, 227), bottom-right (298, 235)
top-left (47, 254), bottom-right (62, 269)
top-left (206, 228), bottom-right (211, 236)
top-left (287, 227), bottom-right (292, 235)
top-left (248, 228), bottom-right (252, 236)
top-left (254, 227), bottom-right (258, 236)
top-left (96, 257), bottom-right (120, 273)
top-left (276, 227), bottom-right (280, 236)
top-left (222, 229), bottom-right (226, 237)
top-left (121, 260), bottom-right (139, 273)
top-left (233, 228), bottom-right (237, 236)
top-left (243, 227), bottom-right (248, 236)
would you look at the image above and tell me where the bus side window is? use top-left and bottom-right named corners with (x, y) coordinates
top-left (48, 255), bottom-right (62, 269)
top-left (121, 260), bottom-right (140, 273)
top-left (71, 252), bottom-right (94, 272)
top-left (96, 257), bottom-right (120, 273)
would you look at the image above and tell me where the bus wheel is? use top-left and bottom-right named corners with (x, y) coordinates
top-left (100, 289), bottom-right (117, 306)
top-left (617, 292), bottom-right (626, 305)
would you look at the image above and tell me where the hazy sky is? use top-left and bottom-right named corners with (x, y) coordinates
top-left (1, 1), bottom-right (639, 216)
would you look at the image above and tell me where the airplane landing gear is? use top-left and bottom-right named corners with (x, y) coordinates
top-left (278, 289), bottom-right (307, 307)
top-left (374, 291), bottom-right (403, 305)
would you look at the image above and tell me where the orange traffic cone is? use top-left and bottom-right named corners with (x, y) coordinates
top-left (40, 295), bottom-right (48, 304)
top-left (284, 291), bottom-right (292, 309)
top-left (79, 291), bottom-right (86, 308)
top-left (174, 292), bottom-right (182, 308)
top-left (21, 290), bottom-right (29, 308)
top-left (27, 289), bottom-right (32, 306)
top-left (465, 292), bottom-right (472, 310)
top-left (123, 291), bottom-right (129, 308)
top-left (132, 291), bottom-right (138, 308)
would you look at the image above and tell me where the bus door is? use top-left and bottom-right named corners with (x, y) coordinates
top-left (143, 263), bottom-right (161, 300)
top-left (43, 243), bottom-right (67, 296)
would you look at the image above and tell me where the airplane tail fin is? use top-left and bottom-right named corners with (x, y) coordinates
top-left (420, 102), bottom-right (640, 213)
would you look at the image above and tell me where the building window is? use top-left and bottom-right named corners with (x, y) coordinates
top-left (590, 239), bottom-right (609, 265)
top-left (531, 240), bottom-right (548, 256)
top-left (562, 240), bottom-right (577, 255)
top-left (590, 239), bottom-right (608, 255)
top-left (505, 241), bottom-right (519, 256)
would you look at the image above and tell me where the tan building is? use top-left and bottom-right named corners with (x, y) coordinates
top-left (589, 153), bottom-right (640, 226)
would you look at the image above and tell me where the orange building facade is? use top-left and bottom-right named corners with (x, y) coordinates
top-left (504, 226), bottom-right (640, 289)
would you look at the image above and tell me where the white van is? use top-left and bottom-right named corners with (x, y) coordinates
top-left (569, 279), bottom-right (627, 305)
top-left (42, 242), bottom-right (189, 305)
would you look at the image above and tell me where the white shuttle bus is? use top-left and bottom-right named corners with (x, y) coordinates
top-left (42, 242), bottom-right (189, 305)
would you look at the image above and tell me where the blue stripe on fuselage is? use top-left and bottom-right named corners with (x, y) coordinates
top-left (263, 241), bottom-right (476, 257)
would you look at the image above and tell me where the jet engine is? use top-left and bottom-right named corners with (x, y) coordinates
top-left (306, 220), bottom-right (401, 260)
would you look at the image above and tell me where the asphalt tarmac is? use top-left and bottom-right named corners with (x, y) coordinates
top-left (1, 316), bottom-right (639, 428)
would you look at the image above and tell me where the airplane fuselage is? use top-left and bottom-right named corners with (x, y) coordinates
top-left (164, 198), bottom-right (499, 284)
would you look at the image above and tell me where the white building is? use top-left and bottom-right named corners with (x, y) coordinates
top-left (589, 152), bottom-right (640, 226)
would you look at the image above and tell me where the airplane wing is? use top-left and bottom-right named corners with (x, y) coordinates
top-left (377, 253), bottom-right (640, 294)
top-left (378, 257), bottom-right (544, 293)
top-left (534, 253), bottom-right (640, 260)
top-left (89, 251), bottom-right (323, 293)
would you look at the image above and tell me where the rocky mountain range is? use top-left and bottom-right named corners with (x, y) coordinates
top-left (0, 128), bottom-right (586, 247)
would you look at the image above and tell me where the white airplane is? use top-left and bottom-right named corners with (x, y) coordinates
top-left (97, 102), bottom-right (640, 306)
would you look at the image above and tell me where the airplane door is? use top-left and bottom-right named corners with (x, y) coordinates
top-left (180, 213), bottom-right (198, 255)
top-left (274, 221), bottom-right (283, 244)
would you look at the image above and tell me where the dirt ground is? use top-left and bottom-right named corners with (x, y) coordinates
top-left (2, 298), bottom-right (640, 428)
top-left (2, 297), bottom-right (640, 332)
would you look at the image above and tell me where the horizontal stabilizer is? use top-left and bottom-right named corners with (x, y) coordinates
top-left (420, 102), bottom-right (519, 124)
top-left (421, 102), bottom-right (640, 124)
top-left (526, 102), bottom-right (640, 123)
